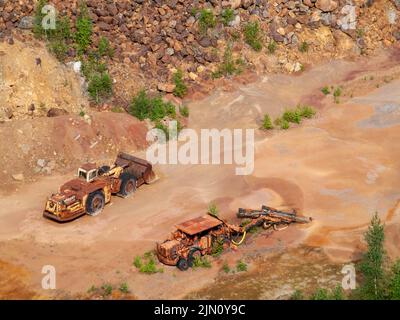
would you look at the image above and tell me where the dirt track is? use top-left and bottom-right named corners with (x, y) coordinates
top-left (0, 48), bottom-right (400, 299)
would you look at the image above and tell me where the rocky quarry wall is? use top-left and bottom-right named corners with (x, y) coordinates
top-left (1, 0), bottom-right (399, 106)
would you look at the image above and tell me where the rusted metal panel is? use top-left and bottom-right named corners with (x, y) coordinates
top-left (80, 163), bottom-right (97, 171)
top-left (176, 215), bottom-right (223, 236)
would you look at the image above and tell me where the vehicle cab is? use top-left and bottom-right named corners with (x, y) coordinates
top-left (78, 163), bottom-right (98, 183)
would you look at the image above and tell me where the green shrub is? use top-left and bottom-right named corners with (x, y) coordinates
top-left (290, 290), bottom-right (304, 300)
top-left (297, 105), bottom-right (316, 119)
top-left (211, 238), bottom-right (225, 257)
top-left (221, 8), bottom-right (235, 26)
top-left (274, 117), bottom-right (290, 130)
top-left (321, 86), bottom-right (330, 95)
top-left (311, 288), bottom-right (329, 300)
top-left (173, 69), bottom-right (188, 98)
top-left (311, 286), bottom-right (345, 300)
top-left (140, 258), bottom-right (163, 274)
top-left (98, 37), bottom-right (114, 58)
top-left (193, 256), bottom-right (212, 269)
top-left (179, 105), bottom-right (189, 118)
top-left (119, 283), bottom-right (129, 294)
top-left (236, 260), bottom-right (248, 272)
top-left (212, 44), bottom-right (243, 79)
top-left (358, 213), bottom-right (386, 300)
top-left (208, 202), bottom-right (219, 217)
top-left (75, 1), bottom-right (93, 54)
top-left (389, 260), bottom-right (400, 300)
top-left (33, 0), bottom-right (49, 38)
top-left (262, 114), bottom-right (273, 130)
top-left (267, 40), bottom-right (277, 54)
top-left (222, 262), bottom-right (230, 273)
top-left (243, 22), bottom-right (262, 52)
top-left (133, 256), bottom-right (142, 268)
top-left (333, 87), bottom-right (342, 103)
top-left (299, 41), bottom-right (309, 53)
top-left (87, 72), bottom-right (113, 103)
top-left (282, 109), bottom-right (302, 124)
top-left (199, 9), bottom-right (216, 33)
top-left (111, 106), bottom-right (124, 113)
top-left (101, 284), bottom-right (113, 296)
top-left (129, 90), bottom-right (177, 122)
top-left (48, 39), bottom-right (69, 62)
top-left (56, 16), bottom-right (72, 40)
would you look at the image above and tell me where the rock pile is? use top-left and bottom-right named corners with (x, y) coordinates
top-left (1, 0), bottom-right (399, 96)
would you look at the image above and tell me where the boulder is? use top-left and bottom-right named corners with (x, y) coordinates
top-left (315, 0), bottom-right (338, 12)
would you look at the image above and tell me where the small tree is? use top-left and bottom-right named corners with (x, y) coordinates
top-left (358, 213), bottom-right (386, 299)
top-left (389, 260), bottom-right (400, 300)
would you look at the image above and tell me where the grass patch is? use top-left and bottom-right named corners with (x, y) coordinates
top-left (274, 117), bottom-right (290, 130)
top-left (211, 238), bottom-right (225, 257)
top-left (173, 69), bottom-right (188, 98)
top-left (111, 106), bottom-right (124, 113)
top-left (236, 260), bottom-right (248, 272)
top-left (75, 1), bottom-right (93, 54)
top-left (179, 105), bottom-right (189, 118)
top-left (262, 113), bottom-right (273, 130)
top-left (221, 8), bottom-right (235, 26)
top-left (222, 262), bottom-right (230, 273)
top-left (193, 256), bottom-right (212, 269)
top-left (119, 283), bottom-right (130, 294)
top-left (243, 21), bottom-right (263, 52)
top-left (199, 9), bottom-right (216, 33)
top-left (267, 40), bottom-right (277, 54)
top-left (98, 36), bottom-right (114, 58)
top-left (321, 86), bottom-right (330, 95)
top-left (101, 283), bottom-right (113, 296)
top-left (212, 44), bottom-right (244, 79)
top-left (299, 41), bottom-right (309, 53)
top-left (133, 252), bottom-right (163, 274)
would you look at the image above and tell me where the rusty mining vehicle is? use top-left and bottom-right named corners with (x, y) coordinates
top-left (43, 152), bottom-right (156, 222)
top-left (156, 206), bottom-right (312, 271)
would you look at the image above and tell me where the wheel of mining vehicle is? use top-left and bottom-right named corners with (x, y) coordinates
top-left (119, 172), bottom-right (136, 198)
top-left (188, 248), bottom-right (202, 267)
top-left (86, 191), bottom-right (105, 216)
top-left (177, 258), bottom-right (189, 271)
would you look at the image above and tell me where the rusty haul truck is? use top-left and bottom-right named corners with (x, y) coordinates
top-left (156, 206), bottom-right (312, 271)
top-left (43, 152), bottom-right (156, 222)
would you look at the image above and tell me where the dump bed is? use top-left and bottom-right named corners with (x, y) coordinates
top-left (115, 152), bottom-right (156, 184)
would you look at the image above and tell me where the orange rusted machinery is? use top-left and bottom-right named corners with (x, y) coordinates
top-left (237, 205), bottom-right (312, 231)
top-left (43, 152), bottom-right (156, 222)
top-left (156, 206), bottom-right (312, 271)
top-left (156, 215), bottom-right (242, 271)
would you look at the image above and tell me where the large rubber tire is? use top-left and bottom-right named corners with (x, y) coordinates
top-left (86, 191), bottom-right (105, 216)
top-left (118, 172), bottom-right (136, 198)
top-left (187, 248), bottom-right (202, 268)
top-left (177, 258), bottom-right (189, 271)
